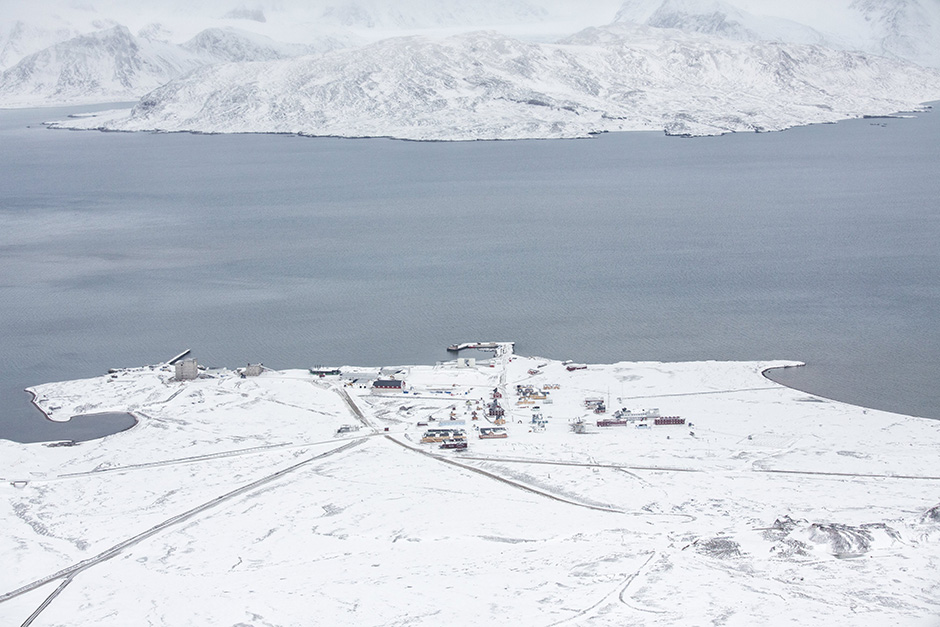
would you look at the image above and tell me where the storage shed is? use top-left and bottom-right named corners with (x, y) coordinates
top-left (373, 379), bottom-right (404, 391)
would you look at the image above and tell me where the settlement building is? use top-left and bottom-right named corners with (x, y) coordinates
top-left (175, 358), bottom-right (199, 381)
top-left (373, 379), bottom-right (404, 391)
top-left (310, 367), bottom-right (342, 376)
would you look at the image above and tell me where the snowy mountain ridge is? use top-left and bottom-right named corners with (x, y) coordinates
top-left (4, 0), bottom-right (940, 140)
top-left (0, 26), bottom-right (205, 107)
top-left (0, 25), bottom-right (351, 107)
top-left (616, 0), bottom-right (829, 46)
top-left (179, 27), bottom-right (344, 64)
top-left (53, 25), bottom-right (940, 140)
top-left (615, 0), bottom-right (940, 68)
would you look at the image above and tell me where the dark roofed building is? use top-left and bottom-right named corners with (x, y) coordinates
top-left (373, 379), bottom-right (404, 390)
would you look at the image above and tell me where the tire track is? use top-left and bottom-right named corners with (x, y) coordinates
top-left (456, 454), bottom-right (699, 474)
top-left (385, 434), bottom-right (625, 514)
top-left (20, 575), bottom-right (73, 627)
top-left (0, 439), bottom-right (365, 605)
top-left (755, 468), bottom-right (940, 481)
top-left (340, 384), bottom-right (693, 518)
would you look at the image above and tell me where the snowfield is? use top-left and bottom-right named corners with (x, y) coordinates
top-left (2, 350), bottom-right (938, 625)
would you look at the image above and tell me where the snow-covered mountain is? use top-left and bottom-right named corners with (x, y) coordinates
top-left (179, 27), bottom-right (343, 63)
top-left (53, 25), bottom-right (940, 140)
top-left (0, 0), bottom-right (618, 107)
top-left (315, 0), bottom-right (549, 29)
top-left (850, 0), bottom-right (940, 68)
top-left (615, 0), bottom-right (827, 46)
top-left (0, 0), bottom-right (619, 64)
top-left (0, 20), bottom-right (80, 70)
top-left (614, 0), bottom-right (940, 68)
top-left (0, 26), bottom-right (205, 107)
top-left (5, 0), bottom-right (940, 138)
top-left (0, 25), bottom-right (353, 107)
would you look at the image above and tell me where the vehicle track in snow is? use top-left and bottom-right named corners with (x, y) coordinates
top-left (0, 439), bottom-right (366, 608)
top-left (385, 435), bottom-right (626, 514)
top-left (754, 468), bottom-right (940, 481)
top-left (618, 552), bottom-right (667, 614)
top-left (50, 433), bottom-right (380, 479)
top-left (336, 386), bottom-right (624, 513)
top-left (617, 386), bottom-right (782, 400)
top-left (340, 382), bottom-right (696, 519)
top-left (545, 552), bottom-right (661, 626)
top-left (20, 575), bottom-right (74, 627)
top-left (455, 454), bottom-right (700, 474)
top-left (0, 433), bottom-right (381, 485)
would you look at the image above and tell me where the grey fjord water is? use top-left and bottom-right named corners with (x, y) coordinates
top-left (1, 103), bottom-right (937, 441)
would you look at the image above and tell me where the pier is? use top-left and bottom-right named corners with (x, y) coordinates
top-left (166, 349), bottom-right (192, 366)
top-left (447, 342), bottom-right (513, 352)
top-left (447, 342), bottom-right (515, 356)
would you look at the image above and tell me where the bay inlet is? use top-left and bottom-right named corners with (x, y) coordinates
top-left (0, 103), bottom-right (937, 441)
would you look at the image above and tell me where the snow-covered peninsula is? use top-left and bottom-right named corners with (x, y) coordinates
top-left (3, 0), bottom-right (939, 139)
top-left (2, 348), bottom-right (938, 625)
top-left (47, 25), bottom-right (940, 139)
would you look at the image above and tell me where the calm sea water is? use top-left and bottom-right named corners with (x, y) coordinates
top-left (1, 103), bottom-right (938, 442)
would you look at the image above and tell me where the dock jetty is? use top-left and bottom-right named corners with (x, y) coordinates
top-left (447, 342), bottom-right (515, 353)
top-left (166, 349), bottom-right (192, 366)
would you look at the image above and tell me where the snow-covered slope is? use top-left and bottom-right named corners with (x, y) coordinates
top-left (179, 27), bottom-right (341, 63)
top-left (850, 0), bottom-right (940, 68)
top-left (316, 0), bottom-right (549, 29)
top-left (0, 0), bottom-right (619, 66)
top-left (53, 25), bottom-right (940, 140)
top-left (0, 0), bottom-right (593, 108)
top-left (0, 20), bottom-right (80, 70)
top-left (5, 0), bottom-right (939, 134)
top-left (614, 0), bottom-right (940, 68)
top-left (0, 25), bottom-right (351, 107)
top-left (0, 26), bottom-right (205, 107)
top-left (616, 0), bottom-right (827, 45)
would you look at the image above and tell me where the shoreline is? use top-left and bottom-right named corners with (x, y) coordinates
top-left (38, 101), bottom-right (936, 142)
top-left (760, 361), bottom-right (935, 421)
top-left (18, 354), bottom-right (937, 447)
top-left (24, 386), bottom-right (139, 443)
top-left (27, 387), bottom-right (58, 423)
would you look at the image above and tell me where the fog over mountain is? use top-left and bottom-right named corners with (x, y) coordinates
top-left (2, 0), bottom-right (939, 139)
top-left (0, 0), bottom-right (619, 106)
top-left (614, 0), bottom-right (940, 68)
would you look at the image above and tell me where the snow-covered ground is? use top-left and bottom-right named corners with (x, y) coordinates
top-left (2, 350), bottom-right (938, 625)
